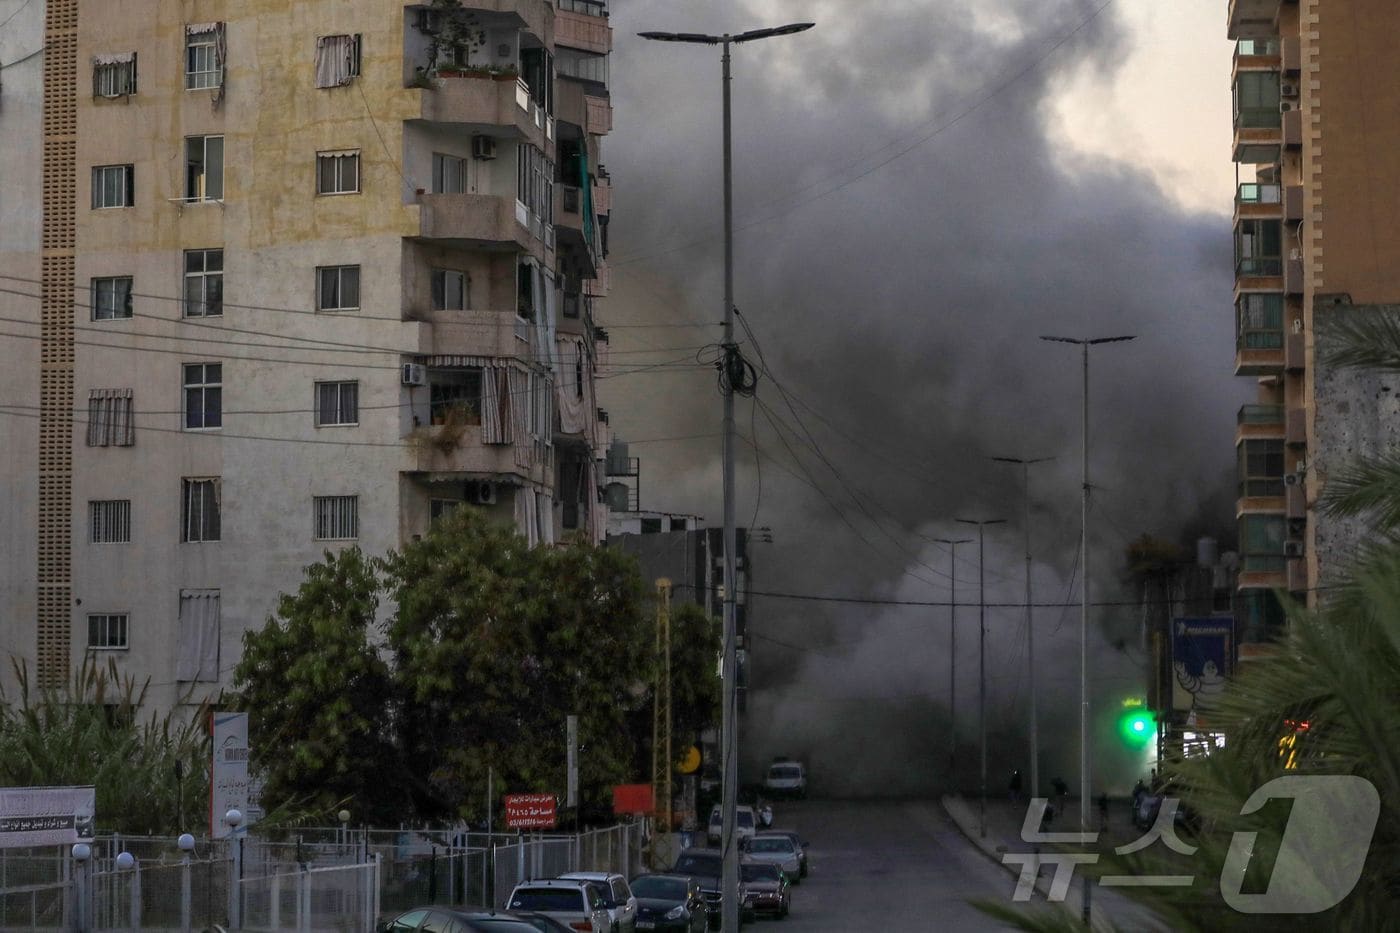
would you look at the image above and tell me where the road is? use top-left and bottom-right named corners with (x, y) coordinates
top-left (765, 799), bottom-right (1032, 931)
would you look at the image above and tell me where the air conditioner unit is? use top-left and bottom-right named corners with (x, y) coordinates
top-left (1284, 540), bottom-right (1305, 558)
top-left (471, 135), bottom-right (497, 160)
top-left (401, 363), bottom-right (427, 386)
top-left (416, 9), bottom-right (443, 34)
top-left (1279, 100), bottom-right (1295, 113)
top-left (1289, 248), bottom-right (1303, 261)
top-left (467, 481), bottom-right (497, 506)
top-left (1280, 82), bottom-right (1299, 98)
top-left (1284, 472), bottom-right (1302, 486)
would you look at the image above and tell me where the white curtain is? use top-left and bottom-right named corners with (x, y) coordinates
top-left (176, 589), bottom-right (221, 682)
top-left (315, 35), bottom-right (356, 88)
top-left (555, 339), bottom-right (587, 435)
top-left (482, 366), bottom-right (510, 444)
top-left (87, 388), bottom-right (134, 447)
top-left (537, 491), bottom-right (555, 546)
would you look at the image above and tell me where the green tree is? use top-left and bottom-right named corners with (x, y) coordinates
top-left (0, 657), bottom-right (208, 835)
top-left (670, 602), bottom-right (721, 742)
top-left (232, 547), bottom-right (406, 824)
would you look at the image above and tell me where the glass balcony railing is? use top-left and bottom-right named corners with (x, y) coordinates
top-left (1237, 256), bottom-right (1283, 276)
top-left (1242, 553), bottom-right (1286, 572)
top-left (1237, 295), bottom-right (1284, 349)
top-left (1235, 107), bottom-right (1282, 129)
top-left (1237, 182), bottom-right (1281, 205)
top-left (1238, 404), bottom-right (1284, 425)
top-left (1236, 38), bottom-right (1280, 56)
top-left (557, 0), bottom-right (607, 16)
top-left (1240, 478), bottom-right (1285, 498)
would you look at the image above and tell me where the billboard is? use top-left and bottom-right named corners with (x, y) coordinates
top-left (0, 786), bottom-right (96, 849)
top-left (504, 793), bottom-right (557, 829)
top-left (210, 712), bottom-right (250, 839)
top-left (1172, 617), bottom-right (1233, 714)
top-left (612, 784), bottom-right (653, 815)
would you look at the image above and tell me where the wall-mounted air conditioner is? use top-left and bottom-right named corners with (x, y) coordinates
top-left (472, 135), bottom-right (497, 160)
top-left (468, 481), bottom-right (497, 505)
top-left (1280, 82), bottom-right (1299, 98)
top-left (1284, 540), bottom-right (1305, 558)
top-left (401, 363), bottom-right (427, 386)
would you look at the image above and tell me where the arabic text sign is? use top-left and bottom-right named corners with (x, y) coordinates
top-left (0, 786), bottom-right (96, 849)
top-left (504, 793), bottom-right (557, 829)
top-left (210, 712), bottom-right (250, 839)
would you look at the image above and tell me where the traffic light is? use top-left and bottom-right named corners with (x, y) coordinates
top-left (1118, 707), bottom-right (1155, 749)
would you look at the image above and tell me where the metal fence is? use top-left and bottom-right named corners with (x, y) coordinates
top-left (0, 820), bottom-right (646, 931)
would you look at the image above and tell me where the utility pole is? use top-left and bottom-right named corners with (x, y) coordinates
top-left (638, 22), bottom-right (814, 933)
top-left (991, 456), bottom-right (1053, 800)
top-left (931, 537), bottom-right (971, 786)
top-left (652, 578), bottom-right (674, 854)
top-left (955, 518), bottom-right (1005, 839)
top-left (1039, 335), bottom-right (1135, 834)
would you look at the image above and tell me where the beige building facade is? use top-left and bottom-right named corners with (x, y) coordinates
top-left (0, 0), bottom-right (616, 705)
top-left (1228, 0), bottom-right (1400, 654)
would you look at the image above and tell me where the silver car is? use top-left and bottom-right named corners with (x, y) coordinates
top-left (741, 833), bottom-right (802, 881)
top-left (560, 872), bottom-right (638, 933)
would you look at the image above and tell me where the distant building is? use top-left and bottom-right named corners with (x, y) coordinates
top-left (1227, 0), bottom-right (1400, 658)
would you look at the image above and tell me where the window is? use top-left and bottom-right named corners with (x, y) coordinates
top-left (92, 165), bottom-right (134, 209)
top-left (92, 276), bottom-right (133, 320)
top-left (176, 589), bottom-right (220, 682)
top-left (314, 496), bottom-right (359, 540)
top-left (183, 249), bottom-right (223, 317)
top-left (430, 499), bottom-right (463, 525)
top-left (93, 54), bottom-right (137, 97)
top-left (87, 613), bottom-right (129, 650)
top-left (90, 500), bottom-right (132, 544)
top-left (317, 151), bottom-right (360, 194)
top-left (87, 388), bottom-right (135, 446)
top-left (1237, 294), bottom-right (1284, 349)
top-left (1240, 514), bottom-right (1286, 572)
top-left (516, 145), bottom-right (553, 225)
top-left (432, 153), bottom-right (467, 194)
top-left (315, 34), bottom-right (361, 88)
top-left (556, 47), bottom-right (608, 86)
top-left (431, 269), bottom-right (468, 311)
top-left (429, 369), bottom-right (482, 424)
top-left (181, 478), bottom-right (221, 542)
top-left (183, 362), bottom-right (222, 430)
top-left (1234, 71), bottom-right (1281, 128)
top-left (1235, 220), bottom-right (1281, 276)
top-left (184, 135), bottom-right (224, 201)
top-left (185, 24), bottom-right (223, 90)
top-left (317, 265), bottom-right (360, 312)
top-left (315, 380), bottom-right (359, 426)
top-left (1239, 440), bottom-right (1285, 497)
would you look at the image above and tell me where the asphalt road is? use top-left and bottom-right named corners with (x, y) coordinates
top-left (760, 799), bottom-right (1032, 931)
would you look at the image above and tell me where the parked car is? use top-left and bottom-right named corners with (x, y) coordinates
top-left (671, 848), bottom-right (756, 926)
top-left (378, 907), bottom-right (548, 932)
top-left (512, 914), bottom-right (577, 933)
top-left (739, 862), bottom-right (790, 919)
top-left (627, 873), bottom-right (708, 932)
top-left (740, 833), bottom-right (802, 882)
top-left (762, 759), bottom-right (807, 799)
top-left (705, 805), bottom-right (756, 845)
top-left (506, 879), bottom-right (612, 933)
top-left (560, 872), bottom-right (638, 933)
top-left (761, 830), bottom-right (809, 878)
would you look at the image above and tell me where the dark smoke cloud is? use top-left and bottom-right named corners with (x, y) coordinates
top-left (600, 0), bottom-right (1245, 796)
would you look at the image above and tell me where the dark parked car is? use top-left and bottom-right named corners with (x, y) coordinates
top-left (378, 907), bottom-right (545, 932)
top-left (671, 849), bottom-right (756, 926)
top-left (628, 873), bottom-right (707, 932)
top-left (739, 862), bottom-right (790, 919)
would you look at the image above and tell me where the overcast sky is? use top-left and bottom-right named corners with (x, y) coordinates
top-left (597, 0), bottom-right (1242, 792)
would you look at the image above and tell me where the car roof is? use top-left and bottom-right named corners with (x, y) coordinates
top-left (752, 831), bottom-right (795, 839)
top-left (631, 873), bottom-right (692, 882)
top-left (511, 879), bottom-right (594, 890)
top-left (675, 847), bottom-right (722, 857)
top-left (558, 871), bottom-right (619, 882)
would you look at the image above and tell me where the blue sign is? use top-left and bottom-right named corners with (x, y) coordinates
top-left (1171, 617), bottom-right (1233, 713)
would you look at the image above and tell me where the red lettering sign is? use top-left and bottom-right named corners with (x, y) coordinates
top-left (504, 793), bottom-right (557, 829)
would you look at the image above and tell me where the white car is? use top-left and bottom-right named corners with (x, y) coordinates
top-left (742, 833), bottom-right (803, 881)
top-left (507, 878), bottom-right (613, 932)
top-left (560, 871), bottom-right (638, 933)
top-left (706, 804), bottom-right (756, 845)
top-left (763, 760), bottom-right (807, 799)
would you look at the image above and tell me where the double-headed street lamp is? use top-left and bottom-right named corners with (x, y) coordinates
top-left (1039, 335), bottom-right (1135, 833)
top-left (955, 518), bottom-right (1005, 839)
top-left (639, 22), bottom-right (814, 933)
top-left (991, 455), bottom-right (1053, 801)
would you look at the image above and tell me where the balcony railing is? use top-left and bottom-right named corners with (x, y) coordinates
top-left (1239, 404), bottom-right (1284, 426)
top-left (1235, 106), bottom-right (1282, 129)
top-left (1237, 182), bottom-right (1281, 205)
top-left (1240, 478), bottom-right (1285, 498)
top-left (1237, 256), bottom-right (1282, 276)
top-left (557, 0), bottom-right (606, 15)
top-left (1236, 38), bottom-right (1280, 56)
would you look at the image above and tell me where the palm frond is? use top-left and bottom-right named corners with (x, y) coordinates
top-left (1320, 310), bottom-right (1400, 374)
top-left (1319, 450), bottom-right (1400, 530)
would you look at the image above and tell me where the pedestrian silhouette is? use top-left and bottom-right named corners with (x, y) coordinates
top-left (1098, 792), bottom-right (1109, 832)
top-left (1051, 776), bottom-right (1068, 812)
top-left (1008, 769), bottom-right (1023, 805)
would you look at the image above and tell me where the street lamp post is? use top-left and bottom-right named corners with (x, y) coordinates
top-left (931, 537), bottom-right (971, 785)
top-left (1039, 335), bottom-right (1135, 834)
top-left (991, 455), bottom-right (1053, 801)
top-left (639, 22), bottom-right (814, 933)
top-left (955, 518), bottom-right (1006, 839)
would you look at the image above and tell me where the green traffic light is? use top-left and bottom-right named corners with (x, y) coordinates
top-left (1119, 709), bottom-right (1155, 748)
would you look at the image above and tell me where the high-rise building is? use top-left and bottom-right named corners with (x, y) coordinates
top-left (0, 0), bottom-right (616, 704)
top-left (1228, 0), bottom-right (1400, 658)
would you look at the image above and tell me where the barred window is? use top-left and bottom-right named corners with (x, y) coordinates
top-left (92, 276), bottom-right (133, 320)
top-left (90, 500), bottom-right (132, 543)
top-left (314, 496), bottom-right (358, 540)
top-left (315, 381), bottom-right (358, 426)
top-left (86, 388), bottom-right (135, 447)
top-left (317, 265), bottom-right (360, 312)
top-left (87, 613), bottom-right (129, 650)
top-left (182, 478), bottom-right (221, 543)
top-left (317, 151), bottom-right (360, 194)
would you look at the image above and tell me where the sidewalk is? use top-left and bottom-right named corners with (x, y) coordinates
top-left (941, 795), bottom-right (1171, 932)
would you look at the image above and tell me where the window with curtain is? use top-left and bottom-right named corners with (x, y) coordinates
top-left (93, 53), bottom-right (137, 97)
top-left (315, 34), bottom-right (361, 88)
top-left (181, 477), bottom-right (221, 542)
top-left (86, 388), bottom-right (134, 447)
top-left (176, 590), bottom-right (220, 682)
top-left (315, 381), bottom-right (359, 426)
top-left (92, 276), bottom-right (133, 321)
top-left (317, 265), bottom-right (360, 312)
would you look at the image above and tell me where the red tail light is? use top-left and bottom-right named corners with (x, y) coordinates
top-left (568, 923), bottom-right (592, 932)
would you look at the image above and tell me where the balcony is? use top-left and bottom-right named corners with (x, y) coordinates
top-left (1233, 38), bottom-right (1280, 76)
top-left (415, 192), bottom-right (549, 258)
top-left (406, 421), bottom-right (542, 480)
top-left (1234, 182), bottom-right (1282, 224)
top-left (413, 74), bottom-right (548, 150)
top-left (401, 309), bottom-right (532, 360)
top-left (556, 1), bottom-right (612, 54)
top-left (1228, 0), bottom-right (1281, 39)
top-left (1235, 297), bottom-right (1283, 376)
top-left (1237, 404), bottom-right (1284, 444)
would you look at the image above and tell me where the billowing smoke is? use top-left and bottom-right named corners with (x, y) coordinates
top-left (599, 0), bottom-right (1244, 796)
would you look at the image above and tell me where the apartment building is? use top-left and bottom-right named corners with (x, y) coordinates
top-left (0, 0), bottom-right (617, 706)
top-left (1228, 0), bottom-right (1400, 657)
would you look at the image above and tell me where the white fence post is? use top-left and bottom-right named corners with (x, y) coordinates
top-left (373, 853), bottom-right (382, 931)
top-left (271, 871), bottom-right (282, 930)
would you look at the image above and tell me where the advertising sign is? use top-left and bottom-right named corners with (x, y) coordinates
top-left (1171, 617), bottom-right (1233, 714)
top-left (0, 786), bottom-right (96, 849)
top-left (504, 793), bottom-right (557, 829)
top-left (612, 784), bottom-right (653, 815)
top-left (210, 712), bottom-right (250, 839)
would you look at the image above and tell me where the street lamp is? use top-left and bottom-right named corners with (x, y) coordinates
top-left (955, 518), bottom-right (1006, 839)
top-left (991, 455), bottom-right (1053, 801)
top-left (930, 537), bottom-right (971, 784)
top-left (639, 21), bottom-right (814, 933)
top-left (1039, 334), bottom-right (1135, 834)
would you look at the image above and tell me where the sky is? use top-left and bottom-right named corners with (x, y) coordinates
top-left (597, 0), bottom-right (1243, 795)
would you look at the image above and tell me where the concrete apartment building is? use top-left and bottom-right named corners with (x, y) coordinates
top-left (0, 0), bottom-right (616, 706)
top-left (1229, 0), bottom-right (1400, 656)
